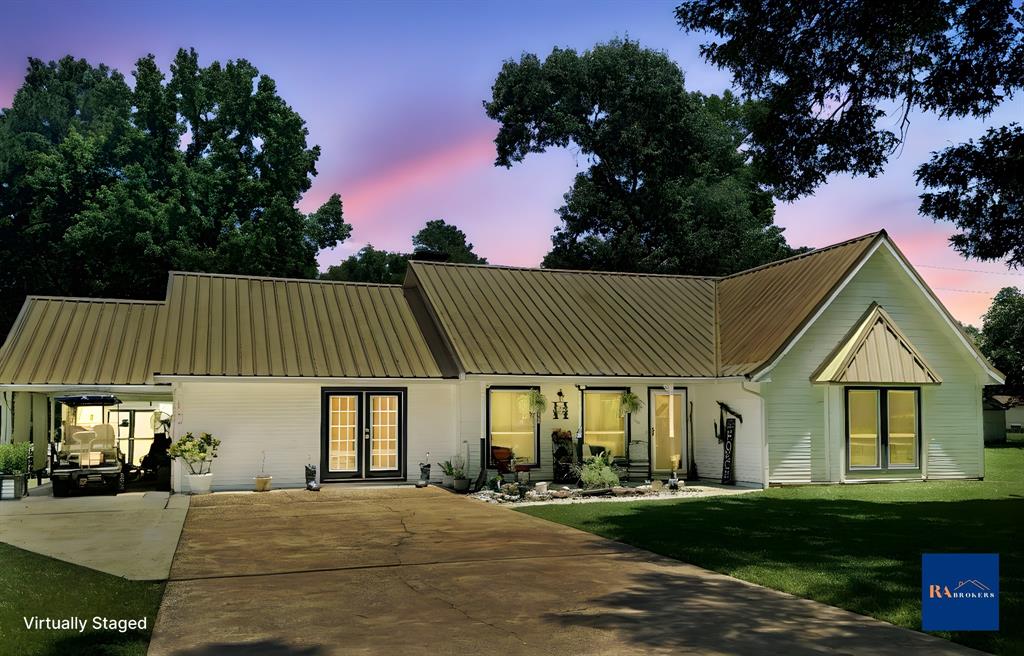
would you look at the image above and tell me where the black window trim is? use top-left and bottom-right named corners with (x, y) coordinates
top-left (485, 385), bottom-right (541, 469)
top-left (581, 386), bottom-right (632, 461)
top-left (320, 387), bottom-right (408, 482)
top-left (845, 385), bottom-right (922, 473)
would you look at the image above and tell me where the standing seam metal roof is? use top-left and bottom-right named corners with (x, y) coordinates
top-left (156, 273), bottom-right (444, 378)
top-left (0, 297), bottom-right (164, 385)
top-left (408, 262), bottom-right (718, 377)
top-left (3, 230), bottom-right (984, 385)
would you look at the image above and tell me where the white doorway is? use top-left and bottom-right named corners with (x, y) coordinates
top-left (650, 389), bottom-right (686, 474)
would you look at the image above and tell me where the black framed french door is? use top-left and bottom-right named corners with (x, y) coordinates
top-left (320, 388), bottom-right (406, 481)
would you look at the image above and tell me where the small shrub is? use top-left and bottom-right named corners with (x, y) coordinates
top-left (0, 443), bottom-right (33, 475)
top-left (571, 452), bottom-right (620, 489)
top-left (169, 432), bottom-right (220, 475)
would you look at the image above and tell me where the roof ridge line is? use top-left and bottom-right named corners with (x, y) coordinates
top-left (24, 295), bottom-right (166, 304)
top-left (408, 260), bottom-right (717, 281)
top-left (721, 231), bottom-right (886, 280)
top-left (167, 268), bottom-right (403, 286)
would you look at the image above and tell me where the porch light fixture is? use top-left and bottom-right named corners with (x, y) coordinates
top-left (552, 389), bottom-right (569, 419)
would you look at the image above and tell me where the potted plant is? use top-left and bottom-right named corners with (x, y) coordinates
top-left (452, 465), bottom-right (469, 492)
top-left (0, 442), bottom-right (32, 500)
top-left (169, 431), bottom-right (220, 495)
top-left (619, 391), bottom-right (643, 416)
top-left (439, 460), bottom-right (455, 487)
top-left (254, 450), bottom-right (272, 492)
top-left (526, 388), bottom-right (547, 419)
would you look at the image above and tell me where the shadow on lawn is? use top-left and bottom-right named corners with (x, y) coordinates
top-left (546, 495), bottom-right (1021, 655)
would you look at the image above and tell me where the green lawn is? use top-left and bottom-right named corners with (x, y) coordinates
top-left (519, 440), bottom-right (1024, 655)
top-left (0, 543), bottom-right (164, 656)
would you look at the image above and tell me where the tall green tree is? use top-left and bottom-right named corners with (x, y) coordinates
top-left (978, 287), bottom-right (1024, 387)
top-left (322, 219), bottom-right (487, 284)
top-left (321, 245), bottom-right (410, 285)
top-left (412, 219), bottom-right (487, 264)
top-left (0, 51), bottom-right (350, 336)
top-left (675, 1), bottom-right (1024, 265)
top-left (484, 39), bottom-right (800, 275)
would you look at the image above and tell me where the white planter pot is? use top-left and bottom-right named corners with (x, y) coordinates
top-left (442, 475), bottom-right (454, 488)
top-left (453, 478), bottom-right (469, 492)
top-left (187, 473), bottom-right (213, 495)
top-left (254, 475), bottom-right (273, 492)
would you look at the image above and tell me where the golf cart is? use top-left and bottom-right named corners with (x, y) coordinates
top-left (50, 394), bottom-right (126, 496)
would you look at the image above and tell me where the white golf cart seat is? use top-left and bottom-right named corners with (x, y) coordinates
top-left (92, 424), bottom-right (116, 450)
top-left (69, 430), bottom-right (96, 465)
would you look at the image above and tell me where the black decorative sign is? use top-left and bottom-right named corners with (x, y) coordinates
top-left (721, 417), bottom-right (736, 485)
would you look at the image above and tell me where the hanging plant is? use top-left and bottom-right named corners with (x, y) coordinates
top-left (619, 391), bottom-right (643, 417)
top-left (527, 389), bottom-right (547, 419)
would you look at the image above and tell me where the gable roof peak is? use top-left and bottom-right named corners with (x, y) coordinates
top-left (812, 303), bottom-right (942, 384)
top-left (721, 231), bottom-right (886, 281)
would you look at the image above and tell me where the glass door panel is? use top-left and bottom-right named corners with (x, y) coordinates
top-left (369, 394), bottom-right (399, 472)
top-left (652, 392), bottom-right (684, 472)
top-left (328, 395), bottom-right (359, 473)
top-left (887, 390), bottom-right (918, 467)
top-left (848, 390), bottom-right (880, 468)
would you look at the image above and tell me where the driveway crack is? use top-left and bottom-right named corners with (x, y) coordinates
top-left (403, 574), bottom-right (548, 653)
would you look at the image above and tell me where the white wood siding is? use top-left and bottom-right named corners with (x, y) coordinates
top-left (460, 378), bottom-right (765, 487)
top-left (763, 247), bottom-right (988, 483)
top-left (689, 381), bottom-right (764, 486)
top-left (173, 380), bottom-right (457, 491)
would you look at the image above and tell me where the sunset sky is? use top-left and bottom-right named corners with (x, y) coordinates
top-left (2, 0), bottom-right (1021, 325)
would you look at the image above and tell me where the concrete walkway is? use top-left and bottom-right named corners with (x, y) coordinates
top-left (0, 488), bottom-right (188, 580)
top-left (150, 486), bottom-right (980, 656)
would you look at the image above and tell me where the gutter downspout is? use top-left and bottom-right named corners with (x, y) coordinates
top-left (740, 379), bottom-right (769, 488)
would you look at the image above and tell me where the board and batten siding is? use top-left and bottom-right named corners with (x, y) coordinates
top-left (173, 380), bottom-right (458, 491)
top-left (763, 246), bottom-right (988, 483)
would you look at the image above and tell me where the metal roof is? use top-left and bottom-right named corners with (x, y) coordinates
top-left (2, 230), bottom-right (987, 385)
top-left (717, 233), bottom-right (881, 376)
top-left (157, 273), bottom-right (445, 378)
top-left (813, 304), bottom-right (941, 384)
top-left (407, 262), bottom-right (718, 376)
top-left (0, 297), bottom-right (165, 385)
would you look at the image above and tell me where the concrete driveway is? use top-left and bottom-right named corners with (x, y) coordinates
top-left (149, 486), bottom-right (978, 656)
top-left (0, 488), bottom-right (187, 580)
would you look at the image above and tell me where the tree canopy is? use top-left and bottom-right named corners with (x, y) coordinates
top-left (484, 39), bottom-right (801, 275)
top-left (676, 1), bottom-right (1024, 265)
top-left (976, 287), bottom-right (1024, 387)
top-left (412, 219), bottom-right (487, 264)
top-left (321, 219), bottom-right (486, 284)
top-left (0, 50), bottom-right (350, 336)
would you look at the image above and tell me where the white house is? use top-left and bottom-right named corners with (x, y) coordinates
top-left (0, 231), bottom-right (1003, 491)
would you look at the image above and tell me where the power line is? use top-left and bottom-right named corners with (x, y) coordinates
top-left (933, 287), bottom-right (997, 295)
top-left (913, 263), bottom-right (1024, 277)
